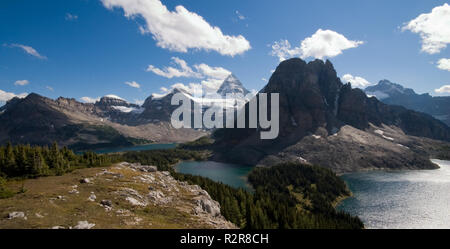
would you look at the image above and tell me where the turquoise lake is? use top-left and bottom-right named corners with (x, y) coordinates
top-left (94, 143), bottom-right (177, 154)
top-left (337, 159), bottom-right (450, 229)
top-left (175, 161), bottom-right (254, 190)
top-left (95, 144), bottom-right (254, 190)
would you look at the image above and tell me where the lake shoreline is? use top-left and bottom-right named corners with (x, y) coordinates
top-left (337, 159), bottom-right (450, 229)
top-left (174, 160), bottom-right (254, 190)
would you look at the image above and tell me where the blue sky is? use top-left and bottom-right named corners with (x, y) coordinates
top-left (1, 0), bottom-right (450, 106)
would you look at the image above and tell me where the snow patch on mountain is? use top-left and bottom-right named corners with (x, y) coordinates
top-left (112, 106), bottom-right (145, 114)
top-left (104, 94), bottom-right (126, 101)
top-left (366, 90), bottom-right (390, 100)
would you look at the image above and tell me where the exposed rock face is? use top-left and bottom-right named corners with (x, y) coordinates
top-left (140, 88), bottom-right (191, 123)
top-left (95, 96), bottom-right (137, 109)
top-left (194, 193), bottom-right (221, 217)
top-left (0, 94), bottom-right (75, 146)
top-left (213, 58), bottom-right (450, 172)
top-left (94, 96), bottom-right (144, 124)
top-left (365, 80), bottom-right (417, 100)
top-left (365, 80), bottom-right (450, 127)
top-left (126, 162), bottom-right (157, 173)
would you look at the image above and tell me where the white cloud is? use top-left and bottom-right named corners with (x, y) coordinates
top-left (300, 30), bottom-right (364, 59)
top-left (270, 40), bottom-right (301, 62)
top-left (0, 89), bottom-right (28, 102)
top-left (199, 78), bottom-right (224, 94)
top-left (271, 29), bottom-right (364, 61)
top-left (341, 74), bottom-right (372, 88)
top-left (101, 0), bottom-right (251, 56)
top-left (147, 57), bottom-right (230, 80)
top-left (153, 82), bottom-right (203, 98)
top-left (148, 58), bottom-right (232, 96)
top-left (8, 44), bottom-right (47, 59)
top-left (402, 3), bottom-right (450, 54)
top-left (235, 10), bottom-right (245, 20)
top-left (435, 85), bottom-right (450, 94)
top-left (153, 79), bottom-right (225, 98)
top-left (65, 13), bottom-right (78, 21)
top-left (80, 96), bottom-right (100, 103)
top-left (437, 58), bottom-right (450, 71)
top-left (14, 80), bottom-right (29, 86)
top-left (46, 86), bottom-right (54, 91)
top-left (262, 78), bottom-right (267, 81)
top-left (147, 57), bottom-right (201, 79)
top-left (124, 81), bottom-right (141, 88)
top-left (194, 64), bottom-right (231, 79)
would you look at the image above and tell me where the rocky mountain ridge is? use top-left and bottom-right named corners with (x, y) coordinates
top-left (365, 80), bottom-right (450, 126)
top-left (0, 93), bottom-right (206, 149)
top-left (212, 58), bottom-right (450, 173)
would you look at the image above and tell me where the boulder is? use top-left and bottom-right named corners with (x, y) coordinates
top-left (195, 196), bottom-right (221, 217)
top-left (80, 178), bottom-right (91, 184)
top-left (148, 190), bottom-right (165, 200)
top-left (8, 212), bottom-right (26, 220)
top-left (73, 221), bottom-right (95, 229)
top-left (100, 200), bottom-right (112, 207)
top-left (125, 197), bottom-right (147, 207)
top-left (88, 193), bottom-right (96, 202)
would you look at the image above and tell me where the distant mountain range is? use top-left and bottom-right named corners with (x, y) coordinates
top-left (212, 58), bottom-right (450, 173)
top-left (365, 80), bottom-right (450, 126)
top-left (1, 60), bottom-right (449, 173)
top-left (0, 74), bottom-right (250, 150)
top-left (140, 74), bottom-right (252, 122)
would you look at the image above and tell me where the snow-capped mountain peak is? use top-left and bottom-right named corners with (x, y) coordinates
top-left (217, 74), bottom-right (250, 97)
top-left (365, 79), bottom-right (416, 100)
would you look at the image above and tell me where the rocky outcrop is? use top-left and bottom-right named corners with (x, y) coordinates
top-left (116, 162), bottom-right (234, 227)
top-left (193, 192), bottom-right (221, 217)
top-left (8, 212), bottom-right (26, 220)
top-left (0, 162), bottom-right (236, 229)
top-left (73, 221), bottom-right (95, 229)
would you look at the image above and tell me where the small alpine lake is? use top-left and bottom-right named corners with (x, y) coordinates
top-left (174, 161), bottom-right (254, 190)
